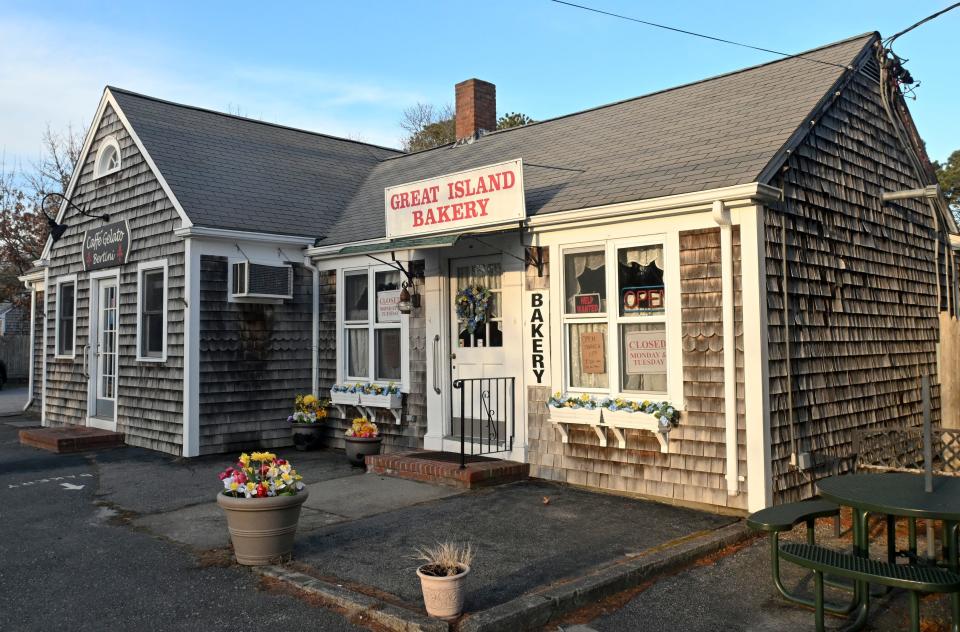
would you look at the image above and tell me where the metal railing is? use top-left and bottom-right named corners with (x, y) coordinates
top-left (452, 377), bottom-right (515, 469)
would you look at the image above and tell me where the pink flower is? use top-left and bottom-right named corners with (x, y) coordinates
top-left (234, 470), bottom-right (247, 484)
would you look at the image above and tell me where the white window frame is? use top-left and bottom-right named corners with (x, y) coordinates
top-left (93, 135), bottom-right (122, 178)
top-left (54, 274), bottom-right (78, 359)
top-left (560, 234), bottom-right (677, 401)
top-left (136, 259), bottom-right (168, 362)
top-left (337, 264), bottom-right (409, 391)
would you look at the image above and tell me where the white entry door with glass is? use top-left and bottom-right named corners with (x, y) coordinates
top-left (88, 276), bottom-right (119, 428)
top-left (448, 257), bottom-right (513, 452)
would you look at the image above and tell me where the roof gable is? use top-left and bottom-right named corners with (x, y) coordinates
top-left (109, 88), bottom-right (402, 238)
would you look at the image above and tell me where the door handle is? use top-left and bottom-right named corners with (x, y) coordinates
top-left (432, 334), bottom-right (441, 394)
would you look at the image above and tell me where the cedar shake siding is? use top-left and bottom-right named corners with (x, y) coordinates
top-left (527, 236), bottom-right (748, 512)
top-left (317, 266), bottom-right (430, 452)
top-left (197, 256), bottom-right (312, 454)
top-left (765, 63), bottom-right (941, 502)
top-left (32, 291), bottom-right (44, 404)
top-left (44, 104), bottom-right (186, 453)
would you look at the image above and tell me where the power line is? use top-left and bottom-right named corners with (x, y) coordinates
top-left (549, 0), bottom-right (851, 70)
top-left (884, 2), bottom-right (960, 46)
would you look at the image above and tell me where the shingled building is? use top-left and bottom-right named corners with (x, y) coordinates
top-left (20, 32), bottom-right (956, 512)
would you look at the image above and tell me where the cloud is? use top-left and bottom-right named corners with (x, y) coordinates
top-left (0, 13), bottom-right (413, 167)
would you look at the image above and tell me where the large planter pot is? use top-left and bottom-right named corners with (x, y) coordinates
top-left (216, 490), bottom-right (308, 565)
top-left (417, 564), bottom-right (470, 620)
top-left (344, 436), bottom-right (382, 467)
top-left (291, 423), bottom-right (325, 451)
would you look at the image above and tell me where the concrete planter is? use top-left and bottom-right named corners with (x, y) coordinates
top-left (291, 423), bottom-right (324, 451)
top-left (216, 490), bottom-right (308, 565)
top-left (344, 436), bottom-right (382, 467)
top-left (417, 564), bottom-right (470, 620)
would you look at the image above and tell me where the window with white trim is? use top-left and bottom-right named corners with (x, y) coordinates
top-left (137, 261), bottom-right (167, 361)
top-left (94, 136), bottom-right (121, 178)
top-left (342, 267), bottom-right (403, 383)
top-left (56, 279), bottom-right (76, 357)
top-left (561, 239), bottom-right (669, 397)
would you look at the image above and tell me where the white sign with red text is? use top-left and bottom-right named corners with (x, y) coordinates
top-left (384, 159), bottom-right (525, 239)
top-left (624, 330), bottom-right (667, 375)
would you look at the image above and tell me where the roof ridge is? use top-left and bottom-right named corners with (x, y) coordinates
top-left (106, 86), bottom-right (405, 155)
top-left (378, 31), bottom-right (877, 162)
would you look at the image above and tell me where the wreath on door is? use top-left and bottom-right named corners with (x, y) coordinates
top-left (455, 285), bottom-right (493, 334)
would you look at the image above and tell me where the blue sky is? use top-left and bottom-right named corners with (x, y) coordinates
top-left (1, 1), bottom-right (957, 170)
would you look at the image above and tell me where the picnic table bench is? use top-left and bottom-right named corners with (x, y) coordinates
top-left (781, 543), bottom-right (960, 632)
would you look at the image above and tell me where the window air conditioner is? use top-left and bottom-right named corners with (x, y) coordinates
top-left (231, 261), bottom-right (293, 300)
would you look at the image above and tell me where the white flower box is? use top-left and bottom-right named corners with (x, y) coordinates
top-left (359, 392), bottom-right (402, 409)
top-left (331, 391), bottom-right (360, 407)
top-left (547, 406), bottom-right (602, 425)
top-left (601, 409), bottom-right (662, 432)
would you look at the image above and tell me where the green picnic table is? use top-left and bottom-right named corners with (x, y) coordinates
top-left (817, 473), bottom-right (960, 632)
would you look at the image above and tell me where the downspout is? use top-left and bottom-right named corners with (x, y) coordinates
top-left (713, 200), bottom-right (739, 496)
top-left (303, 256), bottom-right (320, 396)
top-left (22, 286), bottom-right (36, 411)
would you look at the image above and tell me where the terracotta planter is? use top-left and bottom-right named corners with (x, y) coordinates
top-left (417, 564), bottom-right (470, 620)
top-left (291, 423), bottom-right (324, 451)
top-left (344, 436), bottom-right (382, 467)
top-left (216, 490), bottom-right (308, 565)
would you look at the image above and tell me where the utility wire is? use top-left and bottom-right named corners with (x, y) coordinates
top-left (884, 2), bottom-right (960, 46)
top-left (550, 0), bottom-right (851, 69)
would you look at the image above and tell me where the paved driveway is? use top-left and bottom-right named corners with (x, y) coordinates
top-left (0, 385), bottom-right (28, 416)
top-left (0, 421), bottom-right (365, 632)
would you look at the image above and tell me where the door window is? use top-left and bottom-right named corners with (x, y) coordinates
top-left (455, 263), bottom-right (502, 348)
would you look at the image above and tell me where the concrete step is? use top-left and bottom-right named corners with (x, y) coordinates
top-left (19, 426), bottom-right (125, 453)
top-left (366, 450), bottom-right (528, 489)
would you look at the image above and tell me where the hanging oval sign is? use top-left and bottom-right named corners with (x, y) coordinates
top-left (82, 220), bottom-right (131, 271)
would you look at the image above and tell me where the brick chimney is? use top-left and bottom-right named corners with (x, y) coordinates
top-left (455, 78), bottom-right (496, 140)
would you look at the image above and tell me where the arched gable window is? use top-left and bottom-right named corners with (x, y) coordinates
top-left (94, 136), bottom-right (122, 178)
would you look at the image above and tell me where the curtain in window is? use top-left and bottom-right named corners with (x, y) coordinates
top-left (347, 329), bottom-right (368, 378)
top-left (567, 322), bottom-right (608, 388)
top-left (564, 251), bottom-right (606, 313)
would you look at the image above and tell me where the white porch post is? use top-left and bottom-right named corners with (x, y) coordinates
top-left (741, 203), bottom-right (773, 510)
top-left (181, 237), bottom-right (201, 457)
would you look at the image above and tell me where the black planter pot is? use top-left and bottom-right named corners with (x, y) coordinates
top-left (291, 424), bottom-right (325, 451)
top-left (344, 436), bottom-right (383, 467)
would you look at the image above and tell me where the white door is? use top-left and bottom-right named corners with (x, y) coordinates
top-left (89, 278), bottom-right (118, 428)
top-left (448, 257), bottom-right (512, 448)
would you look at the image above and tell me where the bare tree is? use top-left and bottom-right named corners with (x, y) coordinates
top-left (400, 103), bottom-right (456, 152)
top-left (23, 124), bottom-right (85, 199)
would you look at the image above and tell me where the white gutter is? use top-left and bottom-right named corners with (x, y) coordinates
top-left (303, 256), bottom-right (320, 395)
top-left (713, 200), bottom-right (740, 497)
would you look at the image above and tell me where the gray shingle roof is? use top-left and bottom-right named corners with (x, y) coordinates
top-left (111, 32), bottom-right (875, 245)
top-left (110, 88), bottom-right (402, 237)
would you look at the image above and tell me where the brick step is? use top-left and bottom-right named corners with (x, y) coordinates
top-left (366, 450), bottom-right (528, 489)
top-left (19, 426), bottom-right (125, 454)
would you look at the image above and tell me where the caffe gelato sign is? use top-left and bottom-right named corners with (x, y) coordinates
top-left (384, 159), bottom-right (525, 239)
top-left (82, 221), bottom-right (131, 271)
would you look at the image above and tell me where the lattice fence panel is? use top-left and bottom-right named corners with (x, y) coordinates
top-left (854, 428), bottom-right (960, 476)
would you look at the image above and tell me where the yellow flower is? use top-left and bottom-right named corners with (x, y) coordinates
top-left (303, 394), bottom-right (318, 406)
top-left (267, 466), bottom-right (279, 478)
top-left (245, 482), bottom-right (256, 493)
top-left (229, 481), bottom-right (239, 491)
top-left (251, 451), bottom-right (277, 462)
top-left (238, 453), bottom-right (250, 466)
top-left (281, 472), bottom-right (292, 482)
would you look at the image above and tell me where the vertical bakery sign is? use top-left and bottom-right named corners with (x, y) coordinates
top-left (385, 159), bottom-right (526, 239)
top-left (82, 220), bottom-right (131, 271)
top-left (523, 290), bottom-right (551, 385)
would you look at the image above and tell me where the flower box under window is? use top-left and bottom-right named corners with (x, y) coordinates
top-left (547, 405), bottom-right (602, 425)
top-left (331, 390), bottom-right (360, 406)
top-left (359, 392), bottom-right (402, 409)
